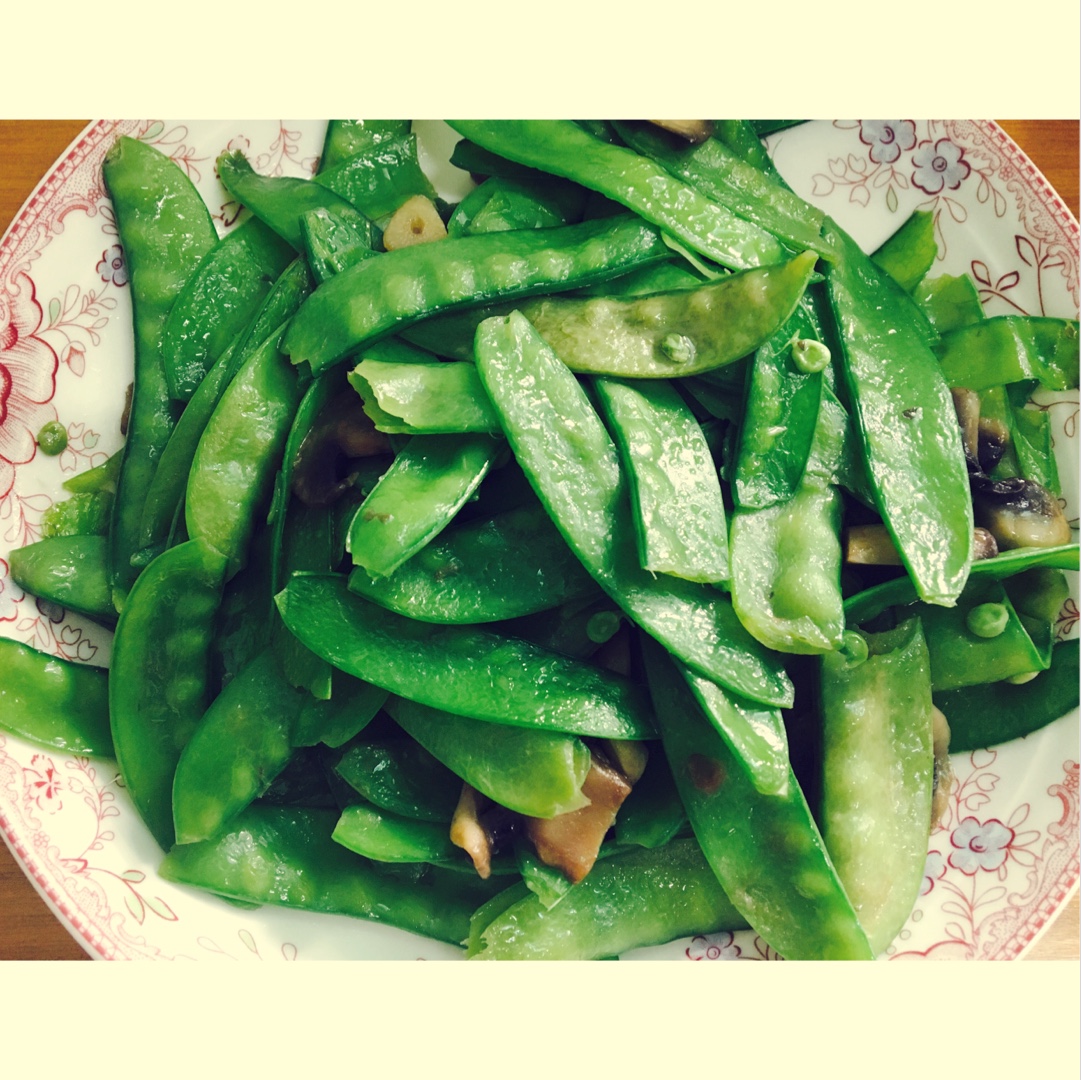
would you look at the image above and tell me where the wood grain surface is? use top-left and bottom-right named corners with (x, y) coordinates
top-left (0, 119), bottom-right (1078, 962)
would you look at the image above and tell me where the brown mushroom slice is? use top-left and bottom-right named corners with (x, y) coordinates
top-left (971, 475), bottom-right (1072, 550)
top-left (951, 387), bottom-right (981, 470)
top-left (976, 416), bottom-right (1011, 475)
top-left (449, 784), bottom-right (519, 879)
top-left (971, 527), bottom-right (1000, 561)
top-left (524, 758), bottom-right (633, 884)
top-left (601, 739), bottom-right (648, 784)
top-left (847, 523), bottom-right (999, 564)
top-left (648, 120), bottom-right (715, 144)
top-left (930, 706), bottom-right (954, 830)
top-left (291, 392), bottom-right (391, 507)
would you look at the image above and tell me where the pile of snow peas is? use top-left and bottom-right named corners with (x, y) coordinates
top-left (2, 119), bottom-right (1078, 961)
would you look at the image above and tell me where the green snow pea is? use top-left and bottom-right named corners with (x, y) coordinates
top-left (937, 316), bottom-right (1079, 391)
top-left (41, 491), bottom-right (112, 539)
top-left (186, 326), bottom-right (302, 578)
top-left (713, 120), bottom-right (783, 181)
top-left (470, 839), bottom-right (748, 961)
top-left (109, 538), bottom-right (228, 849)
top-left (346, 433), bottom-right (501, 578)
top-left (447, 175), bottom-right (585, 237)
top-left (386, 696), bottom-right (591, 819)
top-left (934, 638), bottom-right (1078, 752)
top-left (332, 801), bottom-right (459, 864)
top-left (405, 250), bottom-right (818, 377)
top-left (611, 121), bottom-right (831, 258)
top-left (161, 218), bottom-right (295, 400)
top-left (159, 804), bottom-right (501, 945)
top-left (499, 594), bottom-right (625, 662)
top-left (320, 120), bottom-right (411, 172)
top-left (8, 535), bottom-right (114, 624)
top-left (449, 121), bottom-right (787, 270)
top-left (819, 618), bottom-right (934, 956)
top-left (751, 120), bottom-right (808, 135)
top-left (594, 377), bottom-right (729, 584)
top-left (641, 636), bottom-right (872, 961)
top-left (284, 213), bottom-right (671, 374)
top-left (1009, 394), bottom-right (1061, 495)
top-left (824, 219), bottom-right (973, 607)
top-left (613, 754), bottom-right (686, 849)
top-left (275, 575), bottom-right (656, 740)
top-left (299, 204), bottom-right (375, 282)
top-left (870, 210), bottom-right (936, 294)
top-left (172, 648), bottom-right (310, 844)
top-left (61, 450), bottom-right (121, 495)
top-left (0, 638), bottom-right (112, 757)
top-left (291, 671), bottom-right (386, 748)
top-left (101, 135), bottom-right (219, 610)
top-left (334, 737), bottom-right (461, 822)
top-left (348, 503), bottom-right (596, 624)
top-left (348, 359), bottom-right (500, 434)
top-left (913, 273), bottom-right (985, 334)
top-left (474, 310), bottom-right (793, 708)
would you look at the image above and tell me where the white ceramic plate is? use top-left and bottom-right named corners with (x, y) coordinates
top-left (1, 120), bottom-right (1077, 960)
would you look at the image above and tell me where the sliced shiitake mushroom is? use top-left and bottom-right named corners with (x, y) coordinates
top-left (648, 120), bottom-right (715, 144)
top-left (976, 416), bottom-right (1011, 475)
top-left (971, 474), bottom-right (1072, 550)
top-left (930, 705), bottom-right (953, 830)
top-left (291, 392), bottom-right (391, 507)
top-left (846, 523), bottom-right (999, 564)
top-left (951, 387), bottom-right (981, 471)
top-left (449, 784), bottom-right (519, 879)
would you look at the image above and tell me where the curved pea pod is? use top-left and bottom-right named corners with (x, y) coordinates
top-left (300, 205), bottom-right (375, 282)
top-left (348, 359), bottom-right (500, 435)
top-left (937, 316), bottom-right (1079, 391)
top-left (62, 450), bottom-right (121, 495)
top-left (819, 619), bottom-right (935, 956)
top-left (101, 136), bottom-right (219, 609)
top-left (913, 273), bottom-right (985, 334)
top-left (171, 649), bottom-right (309, 845)
top-left (714, 120), bottom-right (783, 180)
top-left (161, 218), bottom-right (296, 400)
top-left (348, 503), bottom-right (597, 624)
top-left (0, 638), bottom-right (112, 757)
top-left (824, 218), bottom-right (973, 607)
top-left (109, 539), bottom-right (228, 849)
top-left (275, 575), bottom-right (656, 740)
top-left (448, 121), bottom-right (787, 270)
top-left (283, 213), bottom-right (671, 374)
top-left (447, 174), bottom-right (585, 237)
top-left (870, 210), bottom-right (937, 294)
top-left (334, 737), bottom-right (461, 822)
top-left (158, 805), bottom-right (501, 945)
top-left (40, 491), bottom-right (112, 539)
top-left (320, 120), bottom-right (411, 172)
top-left (470, 839), bottom-right (748, 960)
top-left (934, 638), bottom-right (1079, 753)
top-left (8, 534), bottom-right (114, 625)
top-left (291, 672), bottom-right (387, 749)
top-left (594, 377), bottom-right (728, 583)
top-left (611, 121), bottom-right (831, 259)
top-left (186, 327), bottom-right (302, 579)
top-left (332, 801), bottom-right (459, 864)
top-left (641, 636), bottom-right (873, 961)
top-left (474, 310), bottom-right (793, 708)
top-left (346, 433), bottom-right (502, 578)
top-left (386, 696), bottom-right (591, 819)
top-left (613, 754), bottom-right (686, 849)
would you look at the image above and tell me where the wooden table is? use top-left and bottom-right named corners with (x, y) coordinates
top-left (1, 119), bottom-right (1078, 961)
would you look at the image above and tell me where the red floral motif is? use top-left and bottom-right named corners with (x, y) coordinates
top-left (685, 931), bottom-right (744, 960)
top-left (1055, 597), bottom-right (1078, 639)
top-left (0, 555), bottom-right (24, 621)
top-left (0, 274), bottom-right (59, 500)
top-left (858, 120), bottom-right (917, 165)
top-left (95, 244), bottom-right (127, 287)
top-left (949, 816), bottom-right (1014, 875)
top-left (23, 754), bottom-right (64, 812)
top-left (911, 138), bottom-right (971, 195)
top-left (921, 850), bottom-right (947, 895)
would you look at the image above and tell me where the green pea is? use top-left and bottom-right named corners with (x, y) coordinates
top-left (790, 337), bottom-right (831, 373)
top-left (966, 602), bottom-right (1010, 639)
top-left (36, 421), bottom-right (68, 456)
top-left (839, 630), bottom-right (870, 666)
top-left (586, 610), bottom-right (622, 644)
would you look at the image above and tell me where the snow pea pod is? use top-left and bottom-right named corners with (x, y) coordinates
top-left (300, 204), bottom-right (375, 282)
top-left (335, 737), bottom-right (461, 822)
top-left (870, 210), bottom-right (936, 294)
top-left (109, 539), bottom-right (228, 849)
top-left (714, 120), bottom-right (783, 181)
top-left (937, 316), bottom-right (1079, 391)
top-left (332, 801), bottom-right (460, 864)
top-left (641, 637), bottom-right (872, 961)
top-left (186, 326), bottom-right (302, 578)
top-left (348, 503), bottom-right (597, 624)
top-left (8, 534), bottom-right (114, 625)
top-left (913, 273), bottom-right (984, 334)
top-left (820, 618), bottom-right (934, 956)
top-left (275, 575), bottom-right (656, 740)
top-left (594, 377), bottom-right (729, 584)
top-left (0, 638), bottom-right (111, 757)
top-left (161, 219), bottom-right (295, 400)
top-left (159, 804), bottom-right (501, 945)
top-left (320, 120), bottom-right (410, 172)
top-left (291, 670), bottom-right (386, 748)
top-left (102, 136), bottom-right (219, 610)
top-left (449, 120), bottom-right (786, 270)
top-left (386, 696), bottom-right (590, 818)
top-left (474, 311), bottom-right (793, 708)
top-left (611, 121), bottom-right (831, 259)
top-left (41, 491), bottom-right (112, 539)
top-left (172, 648), bottom-right (310, 844)
top-left (824, 219), bottom-right (973, 607)
top-left (470, 839), bottom-right (748, 961)
top-left (613, 754), bottom-right (686, 849)
top-left (348, 359), bottom-right (500, 434)
top-left (934, 638), bottom-right (1078, 752)
top-left (284, 213), bottom-right (671, 374)
top-left (447, 175), bottom-right (585, 237)
top-left (346, 433), bottom-right (501, 578)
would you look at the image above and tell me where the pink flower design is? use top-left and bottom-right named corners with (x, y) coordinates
top-left (686, 931), bottom-right (743, 960)
top-left (24, 754), bottom-right (65, 812)
top-left (96, 244), bottom-right (128, 287)
top-left (1, 274), bottom-right (59, 500)
top-left (920, 850), bottom-right (947, 895)
top-left (948, 816), bottom-right (1014, 875)
top-left (858, 120), bottom-right (917, 164)
top-left (912, 139), bottom-right (971, 195)
top-left (1, 556), bottom-right (25, 621)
